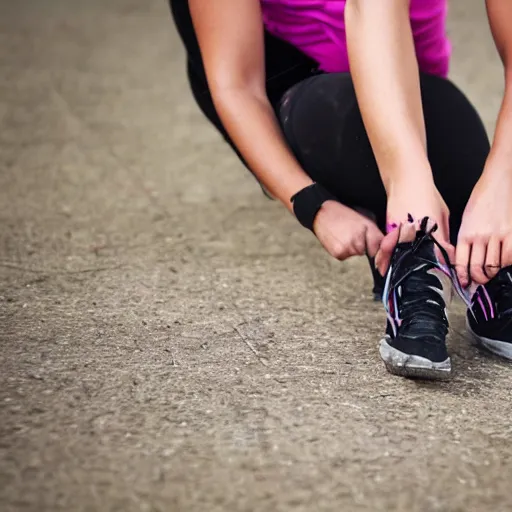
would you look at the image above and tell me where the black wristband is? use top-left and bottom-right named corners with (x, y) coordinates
top-left (290, 183), bottom-right (337, 232)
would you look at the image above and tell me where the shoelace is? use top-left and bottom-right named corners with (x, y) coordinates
top-left (397, 269), bottom-right (448, 342)
top-left (383, 218), bottom-right (472, 337)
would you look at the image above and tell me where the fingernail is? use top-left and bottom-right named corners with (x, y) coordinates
top-left (386, 222), bottom-right (398, 233)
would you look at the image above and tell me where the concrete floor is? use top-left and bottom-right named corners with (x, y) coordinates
top-left (1, 1), bottom-right (512, 511)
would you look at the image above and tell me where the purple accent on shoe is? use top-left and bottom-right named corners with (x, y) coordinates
top-left (477, 294), bottom-right (488, 321)
top-left (481, 285), bottom-right (495, 319)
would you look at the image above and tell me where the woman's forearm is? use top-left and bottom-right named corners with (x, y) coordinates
top-left (345, 0), bottom-right (433, 193)
top-left (484, 0), bottom-right (512, 176)
top-left (484, 81), bottom-right (512, 174)
top-left (213, 87), bottom-right (313, 211)
top-left (189, 0), bottom-right (312, 212)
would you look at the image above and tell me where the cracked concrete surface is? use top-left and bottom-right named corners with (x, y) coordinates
top-left (1, 1), bottom-right (512, 511)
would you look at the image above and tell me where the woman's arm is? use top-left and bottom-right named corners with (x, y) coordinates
top-left (345, 0), bottom-right (432, 193)
top-left (454, 0), bottom-right (512, 286)
top-left (189, 0), bottom-right (312, 212)
top-left (484, 0), bottom-right (512, 174)
top-left (345, 0), bottom-right (452, 273)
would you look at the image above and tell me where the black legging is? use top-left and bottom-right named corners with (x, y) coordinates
top-left (277, 72), bottom-right (490, 244)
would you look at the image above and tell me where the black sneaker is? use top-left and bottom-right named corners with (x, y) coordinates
top-left (467, 266), bottom-right (512, 360)
top-left (379, 218), bottom-right (452, 380)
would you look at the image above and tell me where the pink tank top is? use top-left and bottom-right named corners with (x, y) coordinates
top-left (261, 0), bottom-right (450, 77)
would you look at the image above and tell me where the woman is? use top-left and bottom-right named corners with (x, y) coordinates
top-left (170, 0), bottom-right (512, 379)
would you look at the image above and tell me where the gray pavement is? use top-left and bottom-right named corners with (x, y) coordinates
top-left (1, 1), bottom-right (511, 511)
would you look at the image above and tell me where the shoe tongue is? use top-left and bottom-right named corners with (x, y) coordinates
top-left (414, 237), bottom-right (437, 264)
top-left (391, 232), bottom-right (449, 305)
top-left (394, 232), bottom-right (437, 267)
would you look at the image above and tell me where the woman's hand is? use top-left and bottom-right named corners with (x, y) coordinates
top-left (458, 0), bottom-right (512, 288)
top-left (313, 201), bottom-right (383, 261)
top-left (456, 172), bottom-right (512, 287)
top-left (375, 180), bottom-right (454, 276)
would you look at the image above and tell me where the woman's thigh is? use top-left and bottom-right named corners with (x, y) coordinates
top-left (278, 72), bottom-right (490, 240)
top-left (421, 74), bottom-right (490, 240)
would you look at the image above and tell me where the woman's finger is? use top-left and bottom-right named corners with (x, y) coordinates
top-left (326, 233), bottom-right (352, 260)
top-left (375, 224), bottom-right (401, 276)
top-left (364, 223), bottom-right (384, 259)
top-left (484, 236), bottom-right (501, 279)
top-left (455, 240), bottom-right (471, 288)
top-left (469, 241), bottom-right (488, 284)
top-left (399, 220), bottom-right (417, 243)
top-left (501, 234), bottom-right (512, 268)
top-left (352, 235), bottom-right (367, 256)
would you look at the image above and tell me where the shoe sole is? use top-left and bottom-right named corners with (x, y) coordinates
top-left (379, 336), bottom-right (452, 380)
top-left (466, 319), bottom-right (512, 361)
